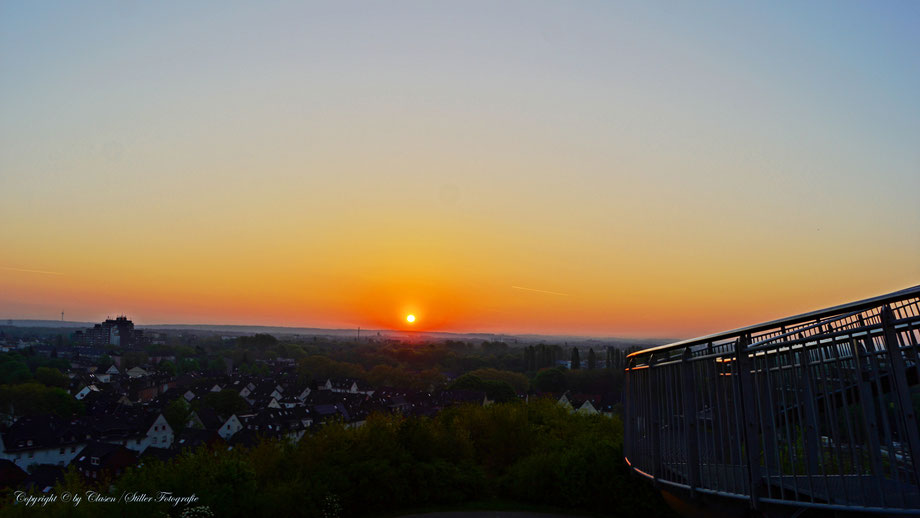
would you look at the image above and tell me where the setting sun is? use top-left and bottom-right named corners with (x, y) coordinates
top-left (406, 314), bottom-right (416, 323)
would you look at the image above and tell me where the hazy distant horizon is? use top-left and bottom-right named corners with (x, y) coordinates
top-left (1, 317), bottom-right (677, 344)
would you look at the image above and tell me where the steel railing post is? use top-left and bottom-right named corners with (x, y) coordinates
top-left (881, 305), bottom-right (920, 488)
top-left (649, 354), bottom-right (662, 483)
top-left (737, 334), bottom-right (762, 510)
top-left (681, 347), bottom-right (701, 494)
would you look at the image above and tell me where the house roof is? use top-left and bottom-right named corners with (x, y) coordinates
top-left (2, 415), bottom-right (90, 452)
top-left (0, 459), bottom-right (28, 488)
top-left (79, 409), bottom-right (164, 441)
top-left (325, 377), bottom-right (371, 390)
top-left (22, 464), bottom-right (65, 492)
top-left (71, 441), bottom-right (138, 470)
top-left (240, 407), bottom-right (312, 436)
top-left (311, 403), bottom-right (349, 422)
top-left (194, 406), bottom-right (224, 430)
top-left (175, 429), bottom-right (224, 451)
top-left (140, 446), bottom-right (178, 463)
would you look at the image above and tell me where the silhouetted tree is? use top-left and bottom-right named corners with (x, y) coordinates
top-left (239, 333), bottom-right (277, 350)
top-left (533, 367), bottom-right (567, 393)
top-left (157, 360), bottom-right (177, 376)
top-left (35, 367), bottom-right (68, 388)
top-left (164, 397), bottom-right (191, 432)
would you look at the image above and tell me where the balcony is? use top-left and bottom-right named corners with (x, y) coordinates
top-left (624, 285), bottom-right (920, 515)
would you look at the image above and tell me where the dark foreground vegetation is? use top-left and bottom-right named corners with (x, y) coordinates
top-left (0, 399), bottom-right (672, 518)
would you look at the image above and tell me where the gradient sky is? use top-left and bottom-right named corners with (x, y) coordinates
top-left (1, 1), bottom-right (918, 338)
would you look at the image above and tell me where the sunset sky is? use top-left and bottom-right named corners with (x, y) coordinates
top-left (1, 1), bottom-right (918, 338)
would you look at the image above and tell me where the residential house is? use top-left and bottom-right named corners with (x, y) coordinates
top-left (70, 442), bottom-right (137, 481)
top-left (126, 366), bottom-right (149, 378)
top-left (187, 407), bottom-right (243, 440)
top-left (0, 415), bottom-right (91, 469)
top-left (321, 378), bottom-right (375, 396)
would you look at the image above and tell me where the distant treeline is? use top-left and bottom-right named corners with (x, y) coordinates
top-left (0, 400), bottom-right (675, 518)
top-left (0, 351), bottom-right (82, 417)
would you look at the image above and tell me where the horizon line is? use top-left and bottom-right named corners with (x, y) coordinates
top-left (0, 318), bottom-right (677, 342)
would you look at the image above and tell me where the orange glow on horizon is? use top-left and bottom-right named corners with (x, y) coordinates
top-left (1, 247), bottom-right (915, 339)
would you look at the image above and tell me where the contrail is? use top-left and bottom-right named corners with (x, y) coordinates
top-left (511, 285), bottom-right (571, 297)
top-left (0, 266), bottom-right (64, 276)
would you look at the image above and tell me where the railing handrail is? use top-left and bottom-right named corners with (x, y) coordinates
top-left (627, 284), bottom-right (920, 359)
top-left (623, 283), bottom-right (920, 513)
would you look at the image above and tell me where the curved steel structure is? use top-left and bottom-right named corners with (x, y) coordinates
top-left (624, 285), bottom-right (920, 515)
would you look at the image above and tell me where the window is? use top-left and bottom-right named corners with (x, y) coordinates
top-left (26, 440), bottom-right (32, 446)
top-left (59, 448), bottom-right (65, 454)
top-left (71, 447), bottom-right (76, 453)
top-left (28, 452), bottom-right (33, 459)
top-left (91, 457), bottom-right (99, 466)
top-left (153, 437), bottom-right (157, 444)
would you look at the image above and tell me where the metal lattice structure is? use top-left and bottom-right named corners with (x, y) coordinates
top-left (624, 285), bottom-right (920, 515)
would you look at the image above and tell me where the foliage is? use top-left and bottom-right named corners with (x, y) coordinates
top-left (157, 360), bottom-right (177, 377)
top-left (297, 355), bottom-right (364, 383)
top-left (564, 368), bottom-right (624, 398)
top-left (1, 400), bottom-right (674, 518)
top-left (238, 361), bottom-right (270, 376)
top-left (122, 351), bottom-right (149, 370)
top-left (97, 354), bottom-right (112, 369)
top-left (464, 368), bottom-right (529, 394)
top-left (0, 354), bottom-right (32, 385)
top-left (238, 333), bottom-right (278, 350)
top-left (206, 357), bottom-right (226, 374)
top-left (0, 353), bottom-right (70, 385)
top-left (0, 382), bottom-right (84, 418)
top-left (448, 374), bottom-right (517, 403)
top-left (196, 390), bottom-right (249, 417)
top-left (532, 367), bottom-right (567, 393)
top-left (178, 357), bottom-right (200, 373)
top-left (365, 365), bottom-right (444, 391)
top-left (165, 397), bottom-right (192, 433)
top-left (35, 367), bottom-right (68, 388)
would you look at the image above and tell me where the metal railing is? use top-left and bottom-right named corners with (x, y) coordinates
top-left (624, 285), bottom-right (920, 514)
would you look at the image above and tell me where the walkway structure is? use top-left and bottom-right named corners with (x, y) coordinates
top-left (624, 285), bottom-right (920, 515)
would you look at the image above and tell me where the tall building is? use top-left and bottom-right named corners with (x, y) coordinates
top-left (73, 316), bottom-right (146, 348)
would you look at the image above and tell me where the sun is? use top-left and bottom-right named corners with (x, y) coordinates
top-left (406, 314), bottom-right (416, 323)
